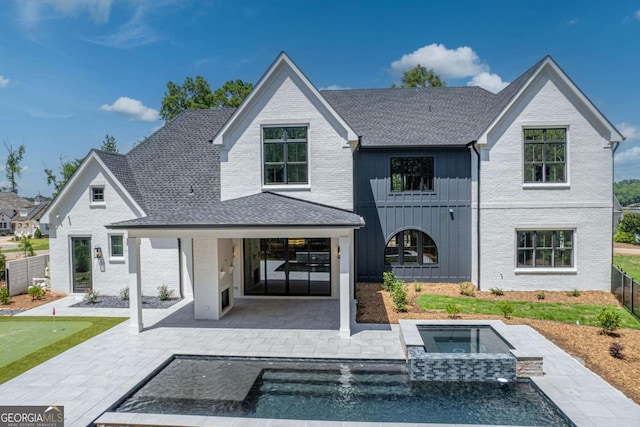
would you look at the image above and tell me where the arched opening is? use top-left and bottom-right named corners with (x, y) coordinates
top-left (384, 229), bottom-right (438, 265)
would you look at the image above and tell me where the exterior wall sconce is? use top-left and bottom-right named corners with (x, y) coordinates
top-left (449, 208), bottom-right (454, 220)
top-left (94, 246), bottom-right (103, 259)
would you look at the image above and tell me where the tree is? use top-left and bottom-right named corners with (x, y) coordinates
top-left (392, 64), bottom-right (446, 88)
top-left (614, 179), bottom-right (640, 207)
top-left (100, 134), bottom-right (118, 153)
top-left (18, 236), bottom-right (35, 258)
top-left (4, 143), bottom-right (25, 193)
top-left (160, 76), bottom-right (253, 121)
top-left (45, 155), bottom-right (84, 198)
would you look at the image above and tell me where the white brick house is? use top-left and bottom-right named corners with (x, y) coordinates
top-left (41, 53), bottom-right (623, 334)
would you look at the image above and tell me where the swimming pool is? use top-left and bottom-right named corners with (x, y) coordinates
top-left (418, 325), bottom-right (512, 354)
top-left (113, 355), bottom-right (573, 426)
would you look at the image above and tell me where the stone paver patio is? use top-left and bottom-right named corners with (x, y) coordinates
top-left (1, 296), bottom-right (639, 427)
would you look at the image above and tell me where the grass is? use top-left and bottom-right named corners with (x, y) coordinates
top-left (0, 316), bottom-right (126, 384)
top-left (416, 294), bottom-right (640, 329)
top-left (3, 238), bottom-right (50, 253)
top-left (614, 254), bottom-right (640, 282)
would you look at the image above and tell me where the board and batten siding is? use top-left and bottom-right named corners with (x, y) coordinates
top-left (354, 148), bottom-right (471, 283)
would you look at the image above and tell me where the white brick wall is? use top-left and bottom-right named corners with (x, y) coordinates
top-left (474, 68), bottom-right (613, 291)
top-left (220, 66), bottom-right (353, 210)
top-left (48, 158), bottom-right (179, 296)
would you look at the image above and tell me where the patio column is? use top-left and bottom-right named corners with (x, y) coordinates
top-left (180, 237), bottom-right (194, 298)
top-left (127, 237), bottom-right (143, 334)
top-left (339, 236), bottom-right (351, 337)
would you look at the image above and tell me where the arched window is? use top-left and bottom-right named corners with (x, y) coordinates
top-left (384, 229), bottom-right (438, 265)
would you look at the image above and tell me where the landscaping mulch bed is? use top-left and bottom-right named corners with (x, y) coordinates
top-left (0, 289), bottom-right (65, 314)
top-left (356, 282), bottom-right (640, 405)
top-left (71, 295), bottom-right (181, 309)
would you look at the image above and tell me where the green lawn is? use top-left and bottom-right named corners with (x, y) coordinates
top-left (3, 238), bottom-right (50, 253)
top-left (416, 294), bottom-right (640, 329)
top-left (614, 254), bottom-right (640, 282)
top-left (0, 316), bottom-right (126, 384)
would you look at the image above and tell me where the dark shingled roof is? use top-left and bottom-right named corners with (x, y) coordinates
top-left (93, 150), bottom-right (146, 212)
top-left (321, 86), bottom-right (495, 147)
top-left (109, 192), bottom-right (364, 228)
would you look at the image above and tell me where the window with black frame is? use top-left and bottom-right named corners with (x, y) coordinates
top-left (523, 128), bottom-right (566, 183)
top-left (263, 126), bottom-right (308, 185)
top-left (516, 229), bottom-right (573, 268)
top-left (390, 157), bottom-right (434, 192)
top-left (384, 229), bottom-right (438, 265)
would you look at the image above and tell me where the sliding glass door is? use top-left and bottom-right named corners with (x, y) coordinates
top-left (243, 238), bottom-right (330, 296)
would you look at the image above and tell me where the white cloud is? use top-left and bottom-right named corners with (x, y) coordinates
top-left (26, 108), bottom-right (74, 119)
top-left (390, 43), bottom-right (509, 93)
top-left (89, 6), bottom-right (159, 48)
top-left (617, 122), bottom-right (640, 141)
top-left (467, 72), bottom-right (508, 93)
top-left (635, 10), bottom-right (640, 21)
top-left (615, 146), bottom-right (640, 164)
top-left (99, 97), bottom-right (160, 122)
top-left (320, 85), bottom-right (351, 91)
top-left (17, 0), bottom-right (112, 29)
top-left (567, 18), bottom-right (580, 26)
top-left (0, 75), bottom-right (9, 88)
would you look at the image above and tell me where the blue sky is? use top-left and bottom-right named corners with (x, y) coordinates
top-left (1, 0), bottom-right (639, 197)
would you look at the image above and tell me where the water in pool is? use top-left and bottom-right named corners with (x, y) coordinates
top-left (418, 325), bottom-right (513, 354)
top-left (115, 356), bottom-right (572, 426)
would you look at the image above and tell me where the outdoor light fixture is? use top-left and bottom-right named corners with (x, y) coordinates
top-left (94, 246), bottom-right (102, 259)
top-left (188, 185), bottom-right (194, 196)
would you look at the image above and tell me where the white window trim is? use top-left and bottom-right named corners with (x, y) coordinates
top-left (90, 185), bottom-right (106, 207)
top-left (108, 233), bottom-right (125, 262)
top-left (260, 123), bottom-right (311, 190)
top-left (514, 227), bottom-right (577, 274)
top-left (521, 125), bottom-right (571, 188)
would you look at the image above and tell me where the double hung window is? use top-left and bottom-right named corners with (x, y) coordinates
top-left (523, 128), bottom-right (566, 183)
top-left (263, 126), bottom-right (308, 185)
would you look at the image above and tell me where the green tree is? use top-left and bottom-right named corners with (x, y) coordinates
top-left (392, 64), bottom-right (446, 88)
top-left (160, 76), bottom-right (253, 121)
top-left (100, 134), bottom-right (118, 153)
top-left (4, 143), bottom-right (25, 193)
top-left (614, 179), bottom-right (640, 207)
top-left (18, 236), bottom-right (35, 258)
top-left (45, 155), bottom-right (84, 198)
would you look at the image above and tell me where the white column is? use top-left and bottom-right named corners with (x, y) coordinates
top-left (180, 237), bottom-right (194, 298)
top-left (338, 235), bottom-right (351, 337)
top-left (127, 237), bottom-right (143, 334)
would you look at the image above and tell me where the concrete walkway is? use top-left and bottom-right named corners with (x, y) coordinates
top-left (1, 297), bottom-right (639, 427)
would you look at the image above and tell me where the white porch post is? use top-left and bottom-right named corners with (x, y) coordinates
top-left (339, 235), bottom-right (351, 337)
top-left (180, 237), bottom-right (194, 298)
top-left (127, 237), bottom-right (143, 334)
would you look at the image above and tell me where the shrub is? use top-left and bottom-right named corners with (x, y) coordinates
top-left (392, 281), bottom-right (408, 312)
top-left (567, 288), bottom-right (581, 297)
top-left (0, 286), bottom-right (11, 305)
top-left (18, 236), bottom-right (35, 257)
top-left (537, 291), bottom-right (546, 300)
top-left (158, 284), bottom-right (175, 301)
top-left (609, 342), bottom-right (625, 359)
top-left (0, 248), bottom-right (6, 281)
top-left (614, 230), bottom-right (636, 244)
top-left (414, 282), bottom-right (422, 292)
top-left (596, 306), bottom-right (621, 335)
top-left (120, 287), bottom-right (129, 301)
top-left (34, 228), bottom-right (42, 239)
top-left (497, 301), bottom-right (514, 318)
top-left (382, 271), bottom-right (396, 292)
top-left (27, 286), bottom-right (44, 301)
top-left (490, 287), bottom-right (504, 296)
top-left (445, 302), bottom-right (462, 318)
top-left (459, 282), bottom-right (476, 297)
top-left (83, 289), bottom-right (100, 304)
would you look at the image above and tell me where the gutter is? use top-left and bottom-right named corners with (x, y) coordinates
top-left (468, 141), bottom-right (481, 290)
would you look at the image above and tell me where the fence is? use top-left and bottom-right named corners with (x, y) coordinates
top-left (611, 265), bottom-right (640, 320)
top-left (6, 254), bottom-right (50, 296)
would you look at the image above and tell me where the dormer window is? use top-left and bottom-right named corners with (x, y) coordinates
top-left (263, 126), bottom-right (308, 185)
top-left (19, 209), bottom-right (28, 217)
top-left (91, 186), bottom-right (105, 203)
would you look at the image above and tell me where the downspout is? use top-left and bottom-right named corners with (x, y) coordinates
top-left (470, 142), bottom-right (481, 290)
top-left (177, 238), bottom-right (184, 299)
top-left (611, 141), bottom-right (620, 269)
top-left (353, 135), bottom-right (362, 300)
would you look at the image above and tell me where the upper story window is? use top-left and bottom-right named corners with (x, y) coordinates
top-left (384, 229), bottom-right (438, 265)
top-left (391, 157), bottom-right (434, 192)
top-left (523, 128), bottom-right (566, 183)
top-left (263, 126), bottom-right (308, 185)
top-left (91, 186), bottom-right (105, 203)
top-left (517, 229), bottom-right (573, 268)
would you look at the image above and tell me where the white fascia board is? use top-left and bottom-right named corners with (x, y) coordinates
top-left (40, 152), bottom-right (145, 223)
top-left (211, 52), bottom-right (359, 147)
top-left (477, 57), bottom-right (624, 145)
top-left (124, 226), bottom-right (356, 239)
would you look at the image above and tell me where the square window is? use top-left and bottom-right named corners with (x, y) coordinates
top-left (390, 157), bottom-right (434, 192)
top-left (110, 235), bottom-right (124, 258)
top-left (91, 187), bottom-right (105, 203)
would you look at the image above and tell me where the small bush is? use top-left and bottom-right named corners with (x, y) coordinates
top-left (0, 286), bottom-right (11, 305)
top-left (614, 230), bottom-right (636, 244)
top-left (596, 306), bottom-right (621, 335)
top-left (27, 286), bottom-right (44, 301)
top-left (382, 271), bottom-right (396, 292)
top-left (490, 287), bottom-right (504, 296)
top-left (392, 281), bottom-right (408, 312)
top-left (497, 301), bottom-right (514, 318)
top-left (536, 291), bottom-right (546, 300)
top-left (83, 289), bottom-right (100, 304)
top-left (609, 342), bottom-right (625, 359)
top-left (414, 282), bottom-right (422, 292)
top-left (120, 287), bottom-right (129, 301)
top-left (158, 284), bottom-right (175, 301)
top-left (567, 288), bottom-right (581, 297)
top-left (459, 282), bottom-right (476, 297)
top-left (34, 228), bottom-right (42, 239)
top-left (445, 302), bottom-right (462, 318)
